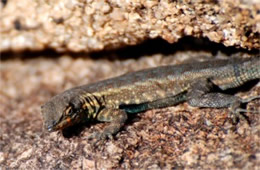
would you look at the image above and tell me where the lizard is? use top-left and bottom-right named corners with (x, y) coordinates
top-left (41, 57), bottom-right (260, 141)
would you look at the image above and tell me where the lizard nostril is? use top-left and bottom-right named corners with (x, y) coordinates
top-left (47, 121), bottom-right (56, 131)
top-left (47, 125), bottom-right (53, 132)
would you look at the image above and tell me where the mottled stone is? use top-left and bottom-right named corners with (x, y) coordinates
top-left (0, 0), bottom-right (259, 53)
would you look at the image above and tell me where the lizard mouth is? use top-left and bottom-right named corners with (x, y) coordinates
top-left (46, 116), bottom-right (75, 132)
top-left (46, 120), bottom-right (60, 132)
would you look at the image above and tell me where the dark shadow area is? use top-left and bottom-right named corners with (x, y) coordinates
top-left (223, 79), bottom-right (259, 94)
top-left (96, 37), bottom-right (259, 61)
top-left (0, 49), bottom-right (61, 61)
top-left (62, 122), bottom-right (93, 138)
top-left (1, 37), bottom-right (259, 61)
top-left (61, 115), bottom-right (142, 139)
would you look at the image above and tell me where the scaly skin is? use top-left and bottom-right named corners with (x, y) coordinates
top-left (41, 57), bottom-right (260, 140)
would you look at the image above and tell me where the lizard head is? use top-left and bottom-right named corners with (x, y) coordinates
top-left (41, 88), bottom-right (85, 132)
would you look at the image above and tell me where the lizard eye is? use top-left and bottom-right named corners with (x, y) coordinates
top-left (65, 106), bottom-right (74, 116)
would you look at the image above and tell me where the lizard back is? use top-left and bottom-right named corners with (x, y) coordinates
top-left (75, 57), bottom-right (260, 108)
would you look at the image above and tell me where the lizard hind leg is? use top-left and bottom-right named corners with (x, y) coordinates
top-left (187, 78), bottom-right (240, 108)
top-left (87, 108), bottom-right (128, 141)
top-left (186, 79), bottom-right (260, 123)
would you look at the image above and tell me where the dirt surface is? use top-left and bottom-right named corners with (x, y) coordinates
top-left (0, 40), bottom-right (260, 169)
top-left (1, 0), bottom-right (260, 52)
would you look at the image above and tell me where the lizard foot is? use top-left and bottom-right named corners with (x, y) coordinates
top-left (87, 131), bottom-right (114, 146)
top-left (229, 95), bottom-right (260, 123)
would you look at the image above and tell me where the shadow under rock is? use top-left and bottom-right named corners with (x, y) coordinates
top-left (1, 37), bottom-right (259, 61)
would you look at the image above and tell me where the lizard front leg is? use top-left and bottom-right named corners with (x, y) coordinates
top-left (88, 108), bottom-right (128, 141)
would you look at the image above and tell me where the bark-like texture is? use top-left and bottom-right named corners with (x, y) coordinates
top-left (1, 49), bottom-right (259, 169)
top-left (1, 0), bottom-right (259, 52)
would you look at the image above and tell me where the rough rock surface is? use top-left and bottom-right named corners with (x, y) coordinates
top-left (1, 41), bottom-right (260, 169)
top-left (0, 0), bottom-right (260, 169)
top-left (1, 0), bottom-right (260, 52)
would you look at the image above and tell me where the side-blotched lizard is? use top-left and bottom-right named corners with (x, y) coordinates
top-left (41, 57), bottom-right (260, 140)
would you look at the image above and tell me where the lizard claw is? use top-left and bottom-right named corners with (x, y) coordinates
top-left (229, 96), bottom-right (260, 124)
top-left (228, 109), bottom-right (247, 124)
